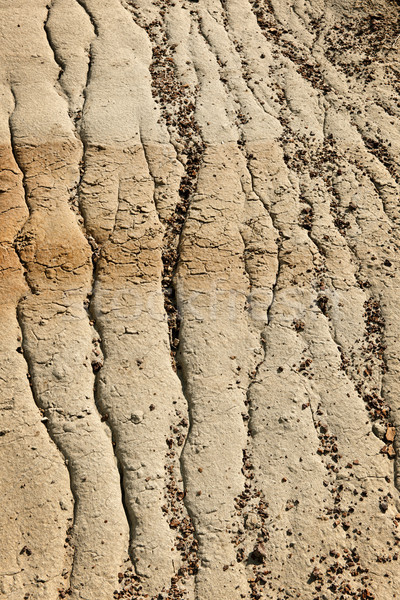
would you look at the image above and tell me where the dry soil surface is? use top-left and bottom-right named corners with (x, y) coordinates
top-left (1, 1), bottom-right (400, 599)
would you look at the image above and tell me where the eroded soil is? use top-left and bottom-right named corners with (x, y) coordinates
top-left (1, 1), bottom-right (400, 599)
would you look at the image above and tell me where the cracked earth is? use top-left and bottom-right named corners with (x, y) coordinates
top-left (1, 0), bottom-right (400, 599)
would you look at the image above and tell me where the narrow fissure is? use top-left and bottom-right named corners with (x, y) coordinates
top-left (9, 90), bottom-right (76, 598)
top-left (123, 4), bottom-right (205, 591)
top-left (239, 0), bottom-right (399, 517)
top-left (57, 0), bottom-right (142, 562)
top-left (126, 1), bottom-right (205, 370)
top-left (86, 277), bottom-right (137, 551)
top-left (74, 107), bottom-right (138, 583)
top-left (73, 3), bottom-right (204, 591)
top-left (266, 31), bottom-right (398, 460)
top-left (16, 301), bottom-right (76, 600)
top-left (229, 152), bottom-right (281, 600)
top-left (44, 1), bottom-right (66, 87)
top-left (242, 134), bottom-right (377, 596)
top-left (50, 5), bottom-right (139, 583)
top-left (285, 134), bottom-right (397, 479)
top-left (74, 0), bottom-right (99, 37)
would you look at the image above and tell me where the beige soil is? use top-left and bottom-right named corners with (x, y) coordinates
top-left (1, 1), bottom-right (400, 599)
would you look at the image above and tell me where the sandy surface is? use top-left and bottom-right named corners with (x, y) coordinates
top-left (1, 0), bottom-right (400, 599)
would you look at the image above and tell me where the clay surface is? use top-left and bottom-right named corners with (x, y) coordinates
top-left (1, 1), bottom-right (400, 599)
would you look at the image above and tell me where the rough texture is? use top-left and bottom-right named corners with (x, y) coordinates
top-left (1, 0), bottom-right (400, 599)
